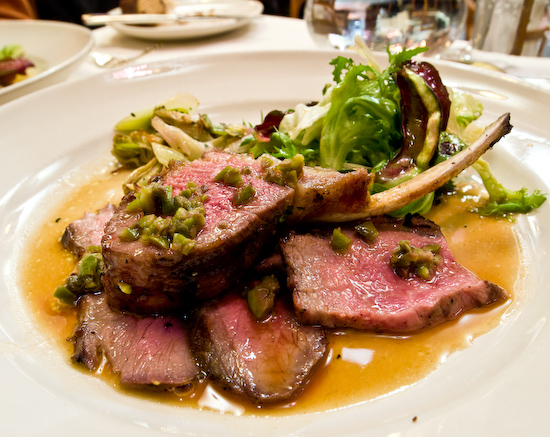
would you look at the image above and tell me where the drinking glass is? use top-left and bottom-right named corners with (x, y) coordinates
top-left (305, 0), bottom-right (467, 56)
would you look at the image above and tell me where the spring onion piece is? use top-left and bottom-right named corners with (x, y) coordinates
top-left (233, 184), bottom-right (255, 206)
top-left (331, 227), bottom-right (351, 253)
top-left (53, 286), bottom-right (76, 306)
top-left (355, 220), bottom-right (378, 242)
top-left (262, 154), bottom-right (305, 187)
top-left (151, 116), bottom-right (206, 161)
top-left (214, 166), bottom-right (243, 187)
top-left (247, 276), bottom-right (280, 319)
top-left (114, 92), bottom-right (200, 133)
top-left (54, 252), bottom-right (103, 305)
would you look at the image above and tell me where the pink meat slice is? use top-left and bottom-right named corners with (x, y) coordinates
top-left (101, 151), bottom-right (294, 314)
top-left (62, 204), bottom-right (116, 258)
top-left (192, 292), bottom-right (327, 403)
top-left (281, 216), bottom-right (509, 333)
top-left (72, 293), bottom-right (198, 387)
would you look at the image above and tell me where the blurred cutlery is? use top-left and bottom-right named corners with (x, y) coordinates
top-left (82, 12), bottom-right (254, 26)
top-left (89, 44), bottom-right (160, 68)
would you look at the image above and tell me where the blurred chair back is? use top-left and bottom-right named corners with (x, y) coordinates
top-left (511, 0), bottom-right (549, 56)
top-left (0, 0), bottom-right (37, 19)
top-left (290, 0), bottom-right (306, 17)
top-left (472, 0), bottom-right (548, 56)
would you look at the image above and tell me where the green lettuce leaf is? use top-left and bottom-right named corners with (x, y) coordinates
top-left (446, 88), bottom-right (484, 143)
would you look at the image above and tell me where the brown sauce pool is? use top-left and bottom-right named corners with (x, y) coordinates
top-left (19, 170), bottom-right (522, 416)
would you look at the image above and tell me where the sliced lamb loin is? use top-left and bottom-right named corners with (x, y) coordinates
top-left (280, 216), bottom-right (509, 333)
top-left (62, 204), bottom-right (116, 258)
top-left (72, 293), bottom-right (199, 388)
top-left (191, 291), bottom-right (328, 404)
top-left (102, 151), bottom-right (294, 314)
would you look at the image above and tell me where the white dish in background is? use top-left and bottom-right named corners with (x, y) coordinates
top-left (108, 0), bottom-right (264, 41)
top-left (0, 51), bottom-right (549, 436)
top-left (0, 20), bottom-right (93, 105)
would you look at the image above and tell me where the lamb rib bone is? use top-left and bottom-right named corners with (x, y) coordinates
top-left (316, 113), bottom-right (512, 221)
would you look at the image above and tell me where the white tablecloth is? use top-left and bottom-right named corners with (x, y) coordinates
top-left (72, 15), bottom-right (550, 92)
top-left (71, 15), bottom-right (319, 82)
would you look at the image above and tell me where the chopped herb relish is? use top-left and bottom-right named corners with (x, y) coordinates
top-left (121, 181), bottom-right (206, 254)
top-left (214, 165), bottom-right (257, 206)
top-left (233, 184), bottom-right (256, 205)
top-left (390, 240), bottom-right (442, 280)
top-left (54, 249), bottom-right (103, 305)
top-left (261, 154), bottom-right (305, 187)
top-left (214, 166), bottom-right (243, 187)
top-left (247, 275), bottom-right (280, 319)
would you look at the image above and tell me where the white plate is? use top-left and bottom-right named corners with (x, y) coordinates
top-left (108, 0), bottom-right (264, 41)
top-left (0, 51), bottom-right (549, 436)
top-left (0, 20), bottom-right (93, 105)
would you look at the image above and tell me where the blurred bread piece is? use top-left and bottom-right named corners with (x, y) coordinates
top-left (119, 0), bottom-right (171, 14)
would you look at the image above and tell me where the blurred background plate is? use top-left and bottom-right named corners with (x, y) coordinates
top-left (108, 0), bottom-right (264, 41)
top-left (0, 20), bottom-right (93, 105)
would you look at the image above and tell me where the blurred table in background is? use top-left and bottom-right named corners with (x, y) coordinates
top-left (69, 14), bottom-right (549, 90)
top-left (1, 12), bottom-right (548, 104)
top-left (70, 15), bottom-right (319, 82)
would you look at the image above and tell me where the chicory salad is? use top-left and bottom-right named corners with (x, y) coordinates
top-left (43, 40), bottom-right (548, 413)
top-left (110, 41), bottom-right (545, 219)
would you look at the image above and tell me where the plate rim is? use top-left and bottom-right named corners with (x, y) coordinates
top-left (0, 49), bottom-right (549, 436)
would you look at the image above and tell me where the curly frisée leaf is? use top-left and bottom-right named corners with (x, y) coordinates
top-left (275, 42), bottom-right (428, 172)
top-left (472, 159), bottom-right (547, 217)
top-left (319, 60), bottom-right (402, 171)
top-left (279, 90), bottom-right (332, 148)
top-left (318, 44), bottom-right (429, 171)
